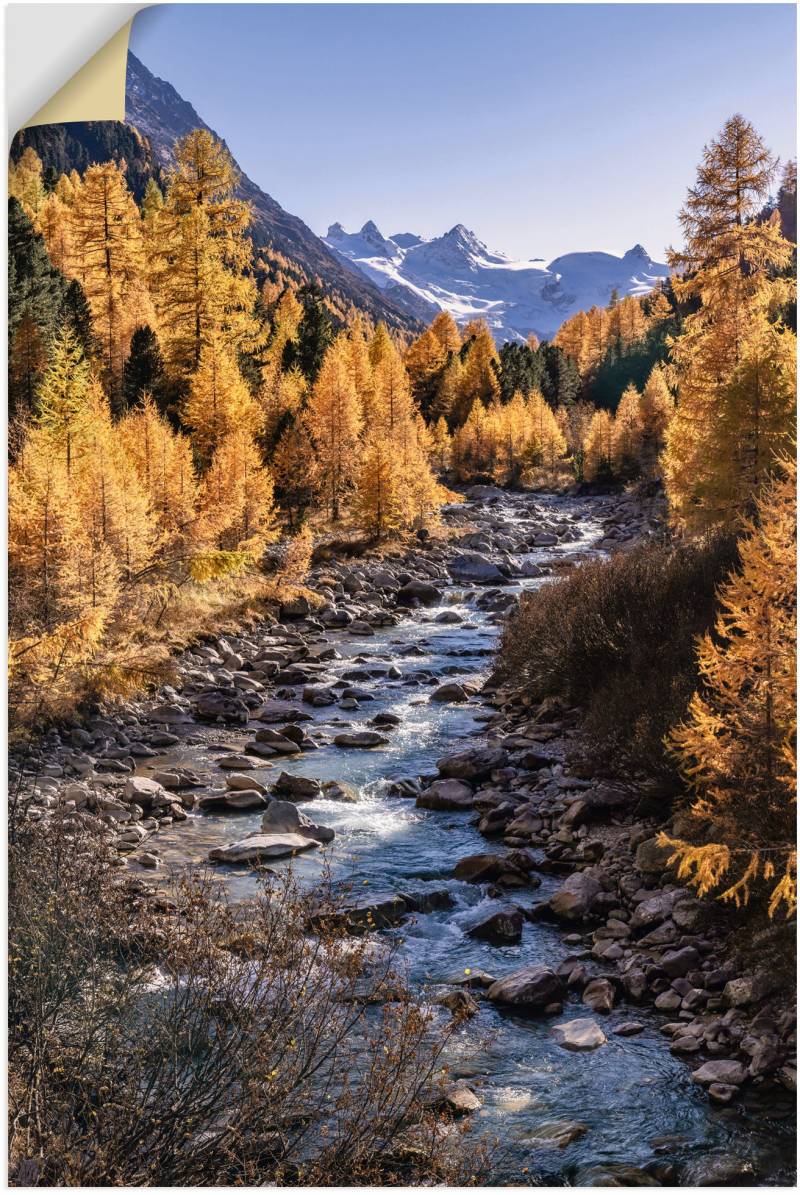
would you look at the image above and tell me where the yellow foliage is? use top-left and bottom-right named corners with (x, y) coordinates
top-left (663, 459), bottom-right (796, 918)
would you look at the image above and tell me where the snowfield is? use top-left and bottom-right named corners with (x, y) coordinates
top-left (323, 221), bottom-right (670, 343)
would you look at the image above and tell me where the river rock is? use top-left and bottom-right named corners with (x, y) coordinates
top-left (466, 906), bottom-right (524, 945)
top-left (613, 1021), bottom-right (645, 1036)
top-left (578, 1164), bottom-right (659, 1186)
top-left (453, 852), bottom-right (515, 883)
top-left (208, 832), bottom-right (318, 865)
top-left (582, 978), bottom-right (616, 1014)
top-left (552, 1017), bottom-right (607, 1051)
top-left (661, 945), bottom-right (700, 978)
top-left (254, 728), bottom-right (301, 754)
top-left (635, 836), bottom-right (673, 874)
top-left (548, 872), bottom-right (601, 922)
top-left (691, 1059), bottom-right (747, 1087)
top-left (333, 731), bottom-right (389, 748)
top-left (430, 682), bottom-right (471, 703)
top-left (194, 689), bottom-right (250, 724)
top-left (261, 799), bottom-right (334, 844)
top-left (226, 773), bottom-right (268, 793)
top-left (417, 779), bottom-right (474, 811)
top-left (257, 701), bottom-right (312, 724)
top-left (122, 776), bottom-right (171, 810)
top-left (317, 893), bottom-right (409, 934)
top-left (523, 1120), bottom-right (588, 1149)
top-left (321, 779), bottom-right (360, 803)
top-left (629, 888), bottom-right (687, 931)
top-left (396, 579), bottom-right (441, 607)
top-left (199, 789), bottom-right (269, 812)
top-left (216, 754), bottom-right (258, 770)
top-left (487, 965), bottom-right (564, 1010)
top-left (447, 553), bottom-right (504, 583)
top-left (436, 746), bottom-right (508, 781)
top-left (272, 771), bottom-right (321, 800)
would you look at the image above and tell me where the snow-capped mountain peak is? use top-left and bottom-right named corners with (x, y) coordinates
top-left (322, 219), bottom-right (670, 344)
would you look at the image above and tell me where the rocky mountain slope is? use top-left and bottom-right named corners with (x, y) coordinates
top-left (124, 54), bottom-right (423, 334)
top-left (324, 220), bottom-right (670, 343)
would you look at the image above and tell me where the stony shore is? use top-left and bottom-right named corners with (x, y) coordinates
top-left (11, 484), bottom-right (796, 1164)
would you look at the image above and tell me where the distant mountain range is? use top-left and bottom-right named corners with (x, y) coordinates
top-left (324, 221), bottom-right (670, 343)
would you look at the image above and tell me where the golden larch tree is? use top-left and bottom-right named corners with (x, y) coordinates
top-left (659, 459), bottom-right (796, 919)
top-left (151, 130), bottom-right (258, 377)
top-left (202, 428), bottom-right (278, 554)
top-left (70, 161), bottom-right (151, 395)
top-left (181, 333), bottom-right (261, 466)
top-left (582, 408), bottom-right (615, 482)
top-left (612, 383), bottom-right (645, 476)
top-left (306, 337), bottom-right (362, 519)
top-left (355, 436), bottom-right (405, 541)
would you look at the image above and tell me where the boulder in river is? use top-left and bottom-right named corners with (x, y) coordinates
top-left (261, 799), bottom-right (334, 844)
top-left (551, 1017), bottom-right (607, 1051)
top-left (254, 728), bottom-right (301, 754)
top-left (226, 773), bottom-right (268, 794)
top-left (487, 965), bottom-right (564, 1010)
top-left (466, 906), bottom-right (524, 945)
top-left (396, 579), bottom-right (441, 607)
top-left (333, 731), bottom-right (389, 748)
top-left (272, 771), bottom-right (322, 800)
top-left (582, 978), bottom-right (616, 1014)
top-left (436, 746), bottom-right (508, 782)
top-left (429, 682), bottom-right (471, 703)
top-left (523, 1120), bottom-right (588, 1149)
top-left (417, 779), bottom-right (474, 811)
top-left (199, 789), bottom-right (269, 813)
top-left (447, 553), bottom-right (504, 584)
top-left (209, 833), bottom-right (318, 865)
top-left (194, 688), bottom-right (250, 724)
top-left (453, 852), bottom-right (526, 884)
top-left (691, 1059), bottom-right (747, 1087)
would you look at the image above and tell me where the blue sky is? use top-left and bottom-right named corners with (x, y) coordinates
top-left (130, 4), bottom-right (797, 263)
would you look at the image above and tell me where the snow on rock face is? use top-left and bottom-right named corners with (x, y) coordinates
top-left (322, 219), bottom-right (669, 344)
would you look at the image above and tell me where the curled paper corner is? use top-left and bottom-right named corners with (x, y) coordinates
top-left (24, 18), bottom-right (134, 130)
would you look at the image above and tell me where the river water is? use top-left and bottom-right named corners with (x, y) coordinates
top-left (136, 496), bottom-right (795, 1186)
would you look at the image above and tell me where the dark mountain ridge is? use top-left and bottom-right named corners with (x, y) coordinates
top-left (11, 54), bottom-right (423, 335)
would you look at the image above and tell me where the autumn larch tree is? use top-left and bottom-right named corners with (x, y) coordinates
top-left (662, 116), bottom-right (795, 533)
top-left (202, 428), bottom-right (278, 555)
top-left (150, 130), bottom-right (258, 378)
top-left (355, 436), bottom-right (404, 541)
top-left (69, 161), bottom-right (153, 398)
top-left (306, 337), bottom-right (362, 519)
top-left (660, 458), bottom-right (796, 919)
top-left (181, 333), bottom-right (261, 467)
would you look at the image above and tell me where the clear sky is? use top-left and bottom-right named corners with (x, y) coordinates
top-left (129, 3), bottom-right (796, 263)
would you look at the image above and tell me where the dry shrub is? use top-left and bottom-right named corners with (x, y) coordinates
top-left (9, 811), bottom-right (488, 1187)
top-left (498, 532), bottom-right (739, 778)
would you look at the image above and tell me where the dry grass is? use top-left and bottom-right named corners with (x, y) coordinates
top-left (498, 532), bottom-right (740, 780)
top-left (8, 811), bottom-right (489, 1186)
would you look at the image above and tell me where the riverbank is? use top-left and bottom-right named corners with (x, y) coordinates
top-left (10, 486), bottom-right (796, 1186)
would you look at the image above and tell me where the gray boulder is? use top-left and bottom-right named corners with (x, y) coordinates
top-left (551, 1017), bottom-right (607, 1051)
top-left (487, 965), bottom-right (564, 1010)
top-left (417, 779), bottom-right (474, 811)
top-left (447, 552), bottom-right (504, 584)
top-left (272, 771), bottom-right (321, 800)
top-left (261, 799), bottom-right (334, 844)
top-left (333, 731), bottom-right (389, 748)
top-left (549, 872), bottom-right (602, 922)
top-left (209, 833), bottom-right (318, 865)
